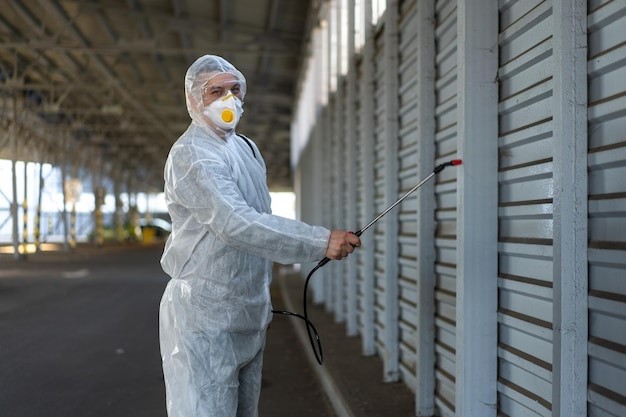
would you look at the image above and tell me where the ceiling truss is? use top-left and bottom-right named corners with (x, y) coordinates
top-left (0, 0), bottom-right (317, 191)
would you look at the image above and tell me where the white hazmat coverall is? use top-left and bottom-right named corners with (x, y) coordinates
top-left (159, 55), bottom-right (331, 417)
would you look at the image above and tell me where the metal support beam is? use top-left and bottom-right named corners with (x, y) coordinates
top-left (10, 96), bottom-right (20, 259)
top-left (323, 107), bottom-right (334, 313)
top-left (345, 0), bottom-right (358, 337)
top-left (455, 0), bottom-right (498, 416)
top-left (219, 0), bottom-right (233, 49)
top-left (382, 0), bottom-right (400, 383)
top-left (60, 132), bottom-right (70, 252)
top-left (22, 159), bottom-right (28, 251)
top-left (313, 123), bottom-right (325, 304)
top-left (34, 146), bottom-right (45, 251)
top-left (415, 0), bottom-right (437, 414)
top-left (334, 0), bottom-right (346, 325)
top-left (34, 0), bottom-right (176, 143)
top-left (359, 0), bottom-right (376, 357)
top-left (552, 0), bottom-right (588, 415)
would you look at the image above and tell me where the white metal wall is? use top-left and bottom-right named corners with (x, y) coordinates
top-left (433, 0), bottom-right (458, 414)
top-left (497, 1), bottom-right (555, 415)
top-left (587, 0), bottom-right (626, 415)
top-left (292, 1), bottom-right (625, 416)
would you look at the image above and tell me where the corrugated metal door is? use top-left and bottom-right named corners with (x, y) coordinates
top-left (587, 1), bottom-right (626, 416)
top-left (397, 0), bottom-right (419, 391)
top-left (433, 0), bottom-right (458, 414)
top-left (373, 25), bottom-right (387, 355)
top-left (497, 1), bottom-right (554, 416)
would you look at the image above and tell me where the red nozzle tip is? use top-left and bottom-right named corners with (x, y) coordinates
top-left (451, 159), bottom-right (462, 166)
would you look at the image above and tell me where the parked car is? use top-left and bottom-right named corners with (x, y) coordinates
top-left (139, 218), bottom-right (172, 239)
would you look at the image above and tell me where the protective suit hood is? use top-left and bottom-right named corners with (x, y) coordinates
top-left (184, 55), bottom-right (247, 135)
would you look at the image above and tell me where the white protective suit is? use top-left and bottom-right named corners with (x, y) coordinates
top-left (159, 55), bottom-right (331, 417)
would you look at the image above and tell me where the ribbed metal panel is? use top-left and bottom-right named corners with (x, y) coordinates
top-left (373, 26), bottom-right (387, 354)
top-left (497, 1), bottom-right (554, 416)
top-left (433, 0), bottom-right (458, 414)
top-left (587, 1), bottom-right (626, 415)
top-left (397, 0), bottom-right (419, 391)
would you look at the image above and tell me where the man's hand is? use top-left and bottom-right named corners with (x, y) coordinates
top-left (325, 230), bottom-right (361, 260)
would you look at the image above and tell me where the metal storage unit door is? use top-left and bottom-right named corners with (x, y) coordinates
top-left (497, 1), bottom-right (554, 416)
top-left (433, 0), bottom-right (458, 414)
top-left (587, 1), bottom-right (626, 416)
top-left (397, 0), bottom-right (420, 391)
top-left (373, 26), bottom-right (387, 354)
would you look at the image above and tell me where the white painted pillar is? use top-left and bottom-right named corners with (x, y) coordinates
top-left (22, 159), bottom-right (28, 249)
top-left (382, 0), bottom-right (400, 383)
top-left (415, 0), bottom-right (437, 414)
top-left (334, 0), bottom-right (346, 323)
top-left (552, 0), bottom-right (588, 416)
top-left (455, 0), bottom-right (498, 415)
top-left (35, 145), bottom-right (45, 250)
top-left (359, 0), bottom-right (376, 357)
top-left (10, 96), bottom-right (20, 259)
top-left (60, 131), bottom-right (71, 251)
top-left (324, 107), bottom-right (335, 313)
top-left (325, 7), bottom-right (337, 314)
top-left (346, 0), bottom-right (359, 336)
top-left (312, 27), bottom-right (327, 304)
top-left (313, 126), bottom-right (326, 304)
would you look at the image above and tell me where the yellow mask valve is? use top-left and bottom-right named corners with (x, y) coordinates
top-left (221, 109), bottom-right (235, 123)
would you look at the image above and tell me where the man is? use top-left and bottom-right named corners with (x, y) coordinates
top-left (159, 55), bottom-right (360, 417)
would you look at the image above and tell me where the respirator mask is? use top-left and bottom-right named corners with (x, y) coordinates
top-left (203, 92), bottom-right (243, 131)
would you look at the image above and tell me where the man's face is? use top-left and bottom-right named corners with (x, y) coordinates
top-left (201, 73), bottom-right (243, 107)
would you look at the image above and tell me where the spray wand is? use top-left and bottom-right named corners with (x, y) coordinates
top-left (273, 159), bottom-right (462, 365)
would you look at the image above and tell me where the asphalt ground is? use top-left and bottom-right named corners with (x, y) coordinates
top-left (0, 244), bottom-right (335, 417)
top-left (0, 244), bottom-right (414, 417)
